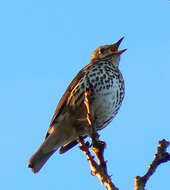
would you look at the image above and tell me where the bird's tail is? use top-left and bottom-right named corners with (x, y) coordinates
top-left (28, 143), bottom-right (56, 173)
top-left (28, 121), bottom-right (77, 173)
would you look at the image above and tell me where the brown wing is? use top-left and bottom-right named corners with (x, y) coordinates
top-left (59, 136), bottom-right (87, 154)
top-left (45, 68), bottom-right (85, 139)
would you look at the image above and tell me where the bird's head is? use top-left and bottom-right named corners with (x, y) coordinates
top-left (91, 37), bottom-right (126, 66)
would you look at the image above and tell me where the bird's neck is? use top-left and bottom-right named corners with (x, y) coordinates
top-left (91, 56), bottom-right (119, 70)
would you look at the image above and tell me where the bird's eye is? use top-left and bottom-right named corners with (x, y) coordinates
top-left (100, 48), bottom-right (105, 54)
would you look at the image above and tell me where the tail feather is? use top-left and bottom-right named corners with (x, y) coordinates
top-left (28, 122), bottom-right (77, 173)
top-left (28, 146), bottom-right (56, 173)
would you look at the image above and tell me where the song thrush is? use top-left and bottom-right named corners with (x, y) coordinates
top-left (28, 37), bottom-right (126, 173)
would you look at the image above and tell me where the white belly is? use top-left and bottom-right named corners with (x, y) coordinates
top-left (93, 87), bottom-right (121, 129)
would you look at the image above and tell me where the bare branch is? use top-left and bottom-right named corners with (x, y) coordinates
top-left (135, 139), bottom-right (170, 190)
top-left (78, 138), bottom-right (118, 190)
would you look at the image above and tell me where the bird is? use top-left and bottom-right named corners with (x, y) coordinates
top-left (28, 37), bottom-right (126, 173)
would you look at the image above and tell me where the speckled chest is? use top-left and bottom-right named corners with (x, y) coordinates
top-left (68, 59), bottom-right (125, 130)
top-left (84, 60), bottom-right (125, 129)
top-left (86, 61), bottom-right (124, 93)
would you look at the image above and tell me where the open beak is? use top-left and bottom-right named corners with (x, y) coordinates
top-left (110, 37), bottom-right (127, 54)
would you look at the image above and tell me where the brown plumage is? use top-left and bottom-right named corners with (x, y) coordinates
top-left (28, 37), bottom-right (126, 173)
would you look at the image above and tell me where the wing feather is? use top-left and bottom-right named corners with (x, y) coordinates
top-left (45, 68), bottom-right (85, 139)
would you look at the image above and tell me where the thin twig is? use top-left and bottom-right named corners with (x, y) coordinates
top-left (78, 138), bottom-right (118, 190)
top-left (135, 139), bottom-right (170, 190)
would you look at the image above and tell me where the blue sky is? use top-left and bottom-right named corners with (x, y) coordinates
top-left (0, 1), bottom-right (170, 190)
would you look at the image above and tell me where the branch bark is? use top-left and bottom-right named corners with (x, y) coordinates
top-left (135, 139), bottom-right (170, 190)
top-left (78, 138), bottom-right (118, 190)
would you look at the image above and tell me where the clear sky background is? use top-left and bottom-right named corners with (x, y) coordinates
top-left (0, 1), bottom-right (170, 190)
